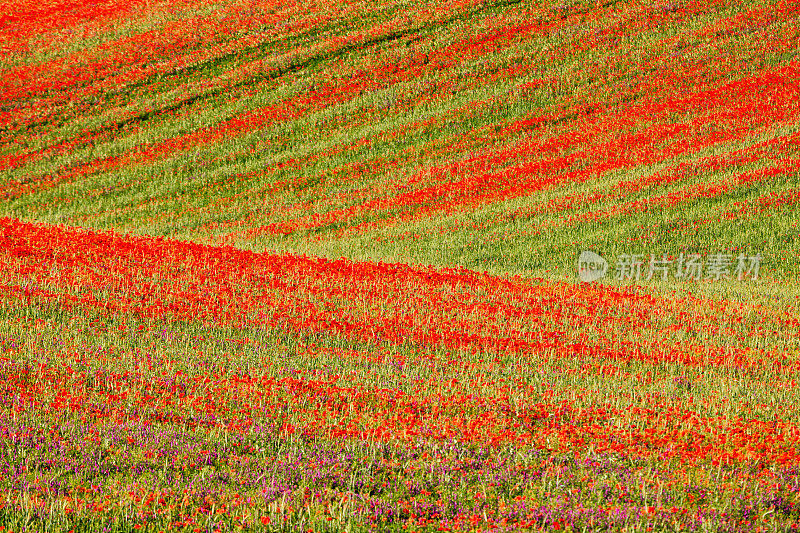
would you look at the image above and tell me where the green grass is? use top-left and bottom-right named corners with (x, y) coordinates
top-left (3, 0), bottom-right (800, 530)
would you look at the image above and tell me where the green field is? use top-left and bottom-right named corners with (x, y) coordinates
top-left (1, 0), bottom-right (800, 530)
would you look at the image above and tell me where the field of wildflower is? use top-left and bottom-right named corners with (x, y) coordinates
top-left (1, 0), bottom-right (800, 531)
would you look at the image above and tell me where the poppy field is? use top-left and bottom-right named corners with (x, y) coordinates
top-left (2, 0), bottom-right (800, 531)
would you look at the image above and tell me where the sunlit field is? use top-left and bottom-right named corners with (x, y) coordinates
top-left (1, 0), bottom-right (800, 531)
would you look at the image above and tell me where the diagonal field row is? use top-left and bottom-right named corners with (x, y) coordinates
top-left (1, 0), bottom-right (798, 287)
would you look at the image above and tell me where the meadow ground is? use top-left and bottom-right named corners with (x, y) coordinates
top-left (1, 0), bottom-right (800, 531)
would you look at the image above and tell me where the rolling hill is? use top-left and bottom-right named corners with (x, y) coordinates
top-left (1, 0), bottom-right (799, 530)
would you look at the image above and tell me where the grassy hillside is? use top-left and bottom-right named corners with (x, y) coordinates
top-left (3, 0), bottom-right (799, 285)
top-left (1, 0), bottom-right (800, 531)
